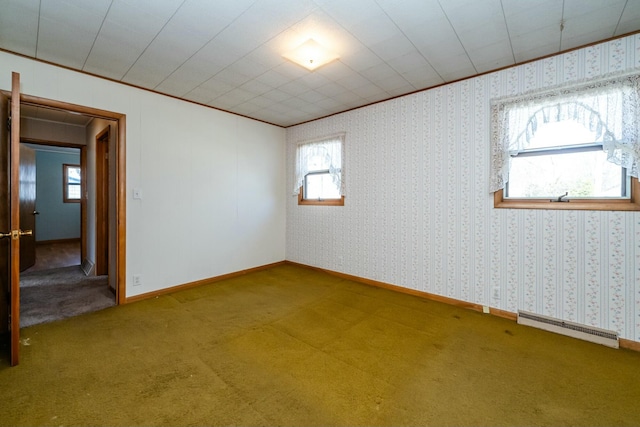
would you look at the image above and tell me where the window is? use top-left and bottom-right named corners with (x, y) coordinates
top-left (491, 73), bottom-right (640, 210)
top-left (63, 164), bottom-right (81, 203)
top-left (294, 134), bottom-right (345, 206)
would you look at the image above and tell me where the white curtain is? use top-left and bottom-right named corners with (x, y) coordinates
top-left (293, 134), bottom-right (345, 195)
top-left (489, 72), bottom-right (640, 193)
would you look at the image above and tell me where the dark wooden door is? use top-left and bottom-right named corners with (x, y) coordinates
top-left (0, 72), bottom-right (24, 366)
top-left (95, 128), bottom-right (109, 276)
top-left (0, 86), bottom-right (10, 359)
top-left (19, 144), bottom-right (36, 271)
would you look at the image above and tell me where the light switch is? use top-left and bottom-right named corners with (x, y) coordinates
top-left (133, 188), bottom-right (142, 200)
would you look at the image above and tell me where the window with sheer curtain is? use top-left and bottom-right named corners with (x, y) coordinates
top-left (294, 134), bottom-right (345, 206)
top-left (490, 72), bottom-right (640, 210)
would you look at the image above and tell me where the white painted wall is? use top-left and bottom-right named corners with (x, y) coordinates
top-left (286, 34), bottom-right (640, 342)
top-left (1, 50), bottom-right (286, 298)
top-left (21, 117), bottom-right (85, 145)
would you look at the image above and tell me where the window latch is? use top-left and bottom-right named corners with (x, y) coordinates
top-left (551, 192), bottom-right (569, 202)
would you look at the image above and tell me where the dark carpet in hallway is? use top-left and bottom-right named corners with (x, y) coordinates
top-left (20, 265), bottom-right (114, 327)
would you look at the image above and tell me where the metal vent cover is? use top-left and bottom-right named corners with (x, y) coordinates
top-left (517, 310), bottom-right (619, 348)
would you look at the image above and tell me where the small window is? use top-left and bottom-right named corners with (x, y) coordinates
top-left (294, 134), bottom-right (345, 206)
top-left (63, 164), bottom-right (81, 203)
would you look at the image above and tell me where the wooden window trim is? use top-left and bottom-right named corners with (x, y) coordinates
top-left (494, 177), bottom-right (640, 211)
top-left (298, 186), bottom-right (344, 206)
top-left (63, 163), bottom-right (81, 203)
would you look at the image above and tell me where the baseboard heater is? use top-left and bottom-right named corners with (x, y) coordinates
top-left (517, 311), bottom-right (619, 349)
top-left (81, 258), bottom-right (95, 276)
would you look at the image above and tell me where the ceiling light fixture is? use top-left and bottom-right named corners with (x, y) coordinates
top-left (283, 39), bottom-right (339, 71)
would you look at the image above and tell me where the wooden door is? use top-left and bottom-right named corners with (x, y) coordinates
top-left (19, 144), bottom-right (36, 271)
top-left (0, 72), bottom-right (24, 366)
top-left (0, 86), bottom-right (10, 356)
top-left (95, 128), bottom-right (109, 276)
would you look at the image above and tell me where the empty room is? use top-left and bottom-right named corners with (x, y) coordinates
top-left (1, 1), bottom-right (640, 425)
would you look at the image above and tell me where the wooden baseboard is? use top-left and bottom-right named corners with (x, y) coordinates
top-left (36, 238), bottom-right (80, 245)
top-left (124, 261), bottom-right (287, 304)
top-left (123, 258), bottom-right (640, 352)
top-left (620, 338), bottom-right (640, 352)
top-left (286, 260), bottom-right (495, 314)
top-left (285, 261), bottom-right (638, 351)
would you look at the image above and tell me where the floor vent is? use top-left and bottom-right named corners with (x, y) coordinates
top-left (517, 311), bottom-right (619, 349)
top-left (81, 258), bottom-right (95, 276)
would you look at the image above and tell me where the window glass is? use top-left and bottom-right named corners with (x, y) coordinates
top-left (64, 164), bottom-right (81, 203)
top-left (295, 134), bottom-right (344, 205)
top-left (506, 121), bottom-right (628, 199)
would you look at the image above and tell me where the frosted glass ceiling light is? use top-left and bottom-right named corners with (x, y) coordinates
top-left (283, 39), bottom-right (338, 71)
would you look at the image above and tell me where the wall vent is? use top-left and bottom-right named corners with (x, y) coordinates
top-left (517, 311), bottom-right (619, 349)
top-left (81, 258), bottom-right (94, 276)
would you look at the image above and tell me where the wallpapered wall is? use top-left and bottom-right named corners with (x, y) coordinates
top-left (286, 34), bottom-right (640, 341)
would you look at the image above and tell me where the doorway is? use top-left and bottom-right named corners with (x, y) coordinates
top-left (18, 136), bottom-right (115, 327)
top-left (15, 100), bottom-right (126, 323)
top-left (2, 75), bottom-right (126, 365)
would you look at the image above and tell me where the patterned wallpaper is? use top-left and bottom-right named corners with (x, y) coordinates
top-left (286, 34), bottom-right (640, 342)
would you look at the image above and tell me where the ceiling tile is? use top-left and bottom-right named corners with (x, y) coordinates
top-left (351, 83), bottom-right (384, 98)
top-left (154, 55), bottom-right (223, 96)
top-left (0, 0), bottom-right (40, 56)
top-left (439, 0), bottom-right (503, 33)
top-left (387, 51), bottom-right (432, 74)
top-left (239, 79), bottom-right (274, 96)
top-left (467, 40), bottom-right (514, 73)
top-left (336, 73), bottom-right (372, 90)
top-left (3, 0), bottom-right (640, 127)
top-left (339, 49), bottom-right (384, 72)
top-left (502, 0), bottom-right (563, 37)
top-left (83, 22), bottom-right (155, 80)
top-left (616, 0), bottom-right (640, 35)
top-left (263, 89), bottom-right (294, 103)
top-left (297, 90), bottom-right (327, 103)
top-left (279, 80), bottom-right (311, 97)
top-left (255, 70), bottom-right (292, 88)
top-left (561, 28), bottom-right (618, 52)
top-left (37, 0), bottom-right (111, 68)
top-left (169, 0), bottom-right (254, 42)
top-left (315, 82), bottom-right (350, 97)
top-left (370, 33), bottom-right (418, 62)
top-left (374, 74), bottom-right (411, 92)
top-left (401, 70), bottom-right (444, 90)
top-left (36, 17), bottom-right (99, 69)
top-left (376, 0), bottom-right (442, 28)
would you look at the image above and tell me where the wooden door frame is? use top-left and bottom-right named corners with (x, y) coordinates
top-left (95, 127), bottom-right (109, 276)
top-left (2, 92), bottom-right (127, 304)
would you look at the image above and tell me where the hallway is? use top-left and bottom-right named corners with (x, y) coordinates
top-left (20, 240), bottom-right (114, 327)
top-left (23, 240), bottom-right (81, 272)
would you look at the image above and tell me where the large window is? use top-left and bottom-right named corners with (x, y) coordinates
top-left (294, 134), bottom-right (345, 206)
top-left (491, 73), bottom-right (640, 210)
top-left (63, 164), bottom-right (81, 203)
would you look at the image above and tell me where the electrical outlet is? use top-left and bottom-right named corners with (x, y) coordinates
top-left (492, 286), bottom-right (501, 300)
top-left (133, 274), bottom-right (142, 287)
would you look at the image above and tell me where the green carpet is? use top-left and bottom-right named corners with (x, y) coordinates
top-left (1, 263), bottom-right (639, 426)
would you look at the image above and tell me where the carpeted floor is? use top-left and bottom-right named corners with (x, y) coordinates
top-left (2, 263), bottom-right (640, 426)
top-left (20, 266), bottom-right (115, 327)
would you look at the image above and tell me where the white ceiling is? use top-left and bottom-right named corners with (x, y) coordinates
top-left (2, 0), bottom-right (640, 127)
